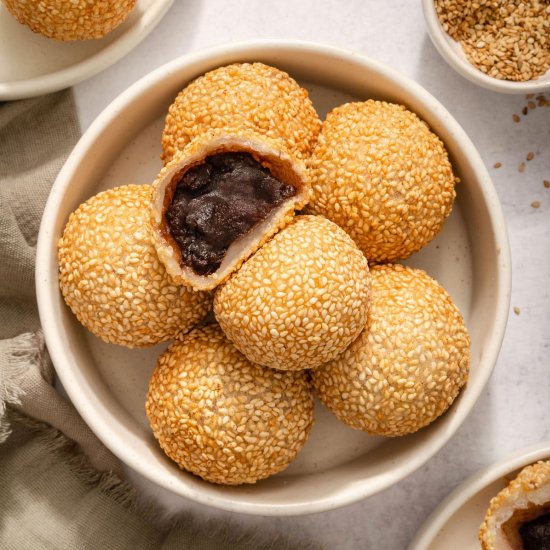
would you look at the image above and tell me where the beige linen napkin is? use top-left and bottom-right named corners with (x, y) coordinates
top-left (0, 92), bottom-right (314, 550)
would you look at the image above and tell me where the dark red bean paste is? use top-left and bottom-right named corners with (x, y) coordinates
top-left (166, 152), bottom-right (296, 276)
top-left (519, 513), bottom-right (550, 550)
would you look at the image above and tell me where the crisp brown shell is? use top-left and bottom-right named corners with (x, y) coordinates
top-left (161, 62), bottom-right (321, 164)
top-left (151, 130), bottom-right (310, 291)
top-left (145, 324), bottom-right (314, 485)
top-left (479, 460), bottom-right (550, 550)
top-left (3, 0), bottom-right (136, 41)
top-left (307, 101), bottom-right (458, 263)
top-left (58, 185), bottom-right (212, 348)
top-left (214, 215), bottom-right (371, 371)
top-left (311, 264), bottom-right (470, 436)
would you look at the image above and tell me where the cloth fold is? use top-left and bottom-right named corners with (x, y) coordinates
top-left (0, 92), bottom-right (314, 550)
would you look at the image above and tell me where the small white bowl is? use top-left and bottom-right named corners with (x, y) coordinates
top-left (422, 0), bottom-right (550, 94)
top-left (409, 442), bottom-right (550, 550)
top-left (36, 40), bottom-right (511, 516)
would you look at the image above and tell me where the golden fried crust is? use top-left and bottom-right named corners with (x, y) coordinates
top-left (58, 185), bottom-right (212, 348)
top-left (145, 324), bottom-right (314, 485)
top-left (3, 0), bottom-right (136, 41)
top-left (479, 460), bottom-right (550, 550)
top-left (161, 62), bottom-right (321, 164)
top-left (311, 264), bottom-right (470, 436)
top-left (151, 129), bottom-right (310, 291)
top-left (214, 215), bottom-right (371, 371)
top-left (307, 101), bottom-right (458, 263)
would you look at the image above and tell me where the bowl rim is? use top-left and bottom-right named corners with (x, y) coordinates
top-left (36, 39), bottom-right (512, 516)
top-left (408, 441), bottom-right (550, 550)
top-left (0, 0), bottom-right (174, 101)
top-left (421, 0), bottom-right (550, 94)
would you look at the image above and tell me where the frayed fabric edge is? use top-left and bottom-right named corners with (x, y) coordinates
top-left (0, 330), bottom-right (45, 443)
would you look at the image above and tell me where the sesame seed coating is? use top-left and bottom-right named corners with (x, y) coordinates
top-left (161, 63), bottom-right (321, 165)
top-left (58, 185), bottom-right (212, 348)
top-left (214, 215), bottom-right (371, 371)
top-left (3, 0), bottom-right (136, 41)
top-left (311, 264), bottom-right (470, 437)
top-left (145, 324), bottom-right (314, 485)
top-left (479, 460), bottom-right (550, 550)
top-left (307, 101), bottom-right (458, 263)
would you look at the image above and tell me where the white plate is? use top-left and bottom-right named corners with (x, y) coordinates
top-left (0, 0), bottom-right (173, 100)
top-left (409, 442), bottom-right (550, 550)
top-left (36, 40), bottom-right (511, 516)
top-left (422, 0), bottom-right (550, 94)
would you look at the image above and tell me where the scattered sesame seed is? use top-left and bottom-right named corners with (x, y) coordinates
top-left (526, 94), bottom-right (535, 99)
top-left (518, 163), bottom-right (526, 173)
top-left (513, 114), bottom-right (521, 123)
top-left (494, 162), bottom-right (502, 169)
top-left (544, 180), bottom-right (550, 188)
top-left (528, 101), bottom-right (536, 110)
top-left (513, 306), bottom-right (521, 315)
top-left (522, 106), bottom-right (529, 116)
top-left (527, 152), bottom-right (535, 161)
top-left (531, 200), bottom-right (540, 208)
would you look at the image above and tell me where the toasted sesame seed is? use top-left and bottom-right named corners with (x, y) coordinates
top-left (518, 163), bottom-right (526, 173)
top-left (544, 180), bottom-right (550, 188)
top-left (311, 264), bottom-right (470, 437)
top-left (3, 0), bottom-right (136, 41)
top-left (531, 200), bottom-right (541, 208)
top-left (435, 0), bottom-right (550, 82)
top-left (513, 306), bottom-right (521, 315)
top-left (513, 114), bottom-right (521, 123)
top-left (146, 324), bottom-right (314, 485)
top-left (527, 152), bottom-right (535, 161)
top-left (494, 162), bottom-right (502, 169)
top-left (522, 107), bottom-right (529, 116)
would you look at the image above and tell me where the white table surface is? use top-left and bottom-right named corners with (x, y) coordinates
top-left (72, 1), bottom-right (550, 548)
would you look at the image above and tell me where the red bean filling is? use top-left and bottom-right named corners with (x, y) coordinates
top-left (166, 152), bottom-right (296, 276)
top-left (520, 513), bottom-right (550, 550)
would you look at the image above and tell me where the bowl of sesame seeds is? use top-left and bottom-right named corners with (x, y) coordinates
top-left (423, 0), bottom-right (550, 93)
top-left (37, 41), bottom-right (511, 515)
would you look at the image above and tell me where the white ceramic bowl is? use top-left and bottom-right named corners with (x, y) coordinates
top-left (36, 40), bottom-right (511, 516)
top-left (422, 0), bottom-right (550, 94)
top-left (409, 442), bottom-right (550, 549)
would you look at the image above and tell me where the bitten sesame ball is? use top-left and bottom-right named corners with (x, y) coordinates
top-left (312, 264), bottom-right (470, 437)
top-left (146, 324), bottom-right (314, 485)
top-left (58, 185), bottom-right (212, 348)
top-left (307, 101), bottom-right (458, 262)
top-left (479, 460), bottom-right (550, 550)
top-left (161, 63), bottom-right (321, 164)
top-left (214, 215), bottom-right (371, 371)
top-left (3, 0), bottom-right (136, 41)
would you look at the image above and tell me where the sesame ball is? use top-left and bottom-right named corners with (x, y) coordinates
top-left (214, 215), bottom-right (371, 371)
top-left (479, 460), bottom-right (550, 550)
top-left (312, 264), bottom-right (470, 436)
top-left (307, 101), bottom-right (458, 262)
top-left (161, 63), bottom-right (321, 164)
top-left (58, 185), bottom-right (212, 348)
top-left (145, 324), bottom-right (314, 485)
top-left (3, 0), bottom-right (136, 41)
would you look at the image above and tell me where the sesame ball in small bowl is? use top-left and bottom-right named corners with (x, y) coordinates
top-left (422, 0), bottom-right (550, 93)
